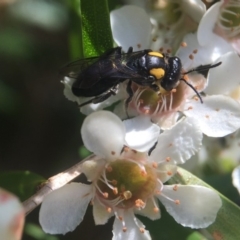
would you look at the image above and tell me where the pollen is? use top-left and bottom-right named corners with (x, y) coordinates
top-left (123, 190), bottom-right (132, 200)
top-left (106, 166), bottom-right (113, 172)
top-left (173, 185), bottom-right (178, 191)
top-left (181, 42), bottom-right (187, 47)
top-left (141, 169), bottom-right (147, 176)
top-left (189, 54), bottom-right (194, 60)
top-left (135, 199), bottom-right (145, 208)
top-left (193, 49), bottom-right (198, 54)
top-left (103, 192), bottom-right (109, 198)
top-left (167, 171), bottom-right (172, 176)
top-left (175, 200), bottom-right (180, 205)
top-left (159, 47), bottom-right (164, 52)
top-left (112, 179), bottom-right (118, 185)
top-left (194, 96), bottom-right (199, 101)
top-left (113, 187), bottom-right (118, 195)
top-left (123, 146), bottom-right (130, 152)
top-left (205, 115), bottom-right (210, 119)
top-left (166, 157), bottom-right (171, 162)
top-left (152, 162), bottom-right (158, 168)
top-left (153, 207), bottom-right (159, 213)
top-left (106, 207), bottom-right (112, 213)
top-left (139, 228), bottom-right (145, 233)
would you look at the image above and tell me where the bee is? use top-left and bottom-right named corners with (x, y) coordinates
top-left (62, 46), bottom-right (221, 107)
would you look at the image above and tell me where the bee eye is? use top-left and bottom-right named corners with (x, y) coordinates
top-left (150, 68), bottom-right (165, 80)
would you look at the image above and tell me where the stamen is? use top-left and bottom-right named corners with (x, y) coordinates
top-left (169, 92), bottom-right (173, 111)
top-left (139, 228), bottom-right (145, 233)
top-left (166, 156), bottom-right (171, 162)
top-left (106, 165), bottom-right (113, 172)
top-left (135, 199), bottom-right (145, 208)
top-left (157, 179), bottom-right (164, 191)
top-left (181, 42), bottom-right (187, 47)
top-left (123, 190), bottom-right (132, 200)
top-left (113, 187), bottom-right (118, 195)
top-left (150, 197), bottom-right (159, 213)
top-left (107, 207), bottom-right (112, 213)
top-left (173, 185), bottom-right (178, 191)
top-left (112, 179), bottom-right (118, 185)
top-left (122, 227), bottom-right (127, 232)
top-left (152, 162), bottom-right (158, 168)
top-left (94, 182), bottom-right (109, 198)
top-left (160, 192), bottom-right (181, 205)
top-left (175, 200), bottom-right (180, 205)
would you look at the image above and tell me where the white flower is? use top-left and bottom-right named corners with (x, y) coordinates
top-left (198, 0), bottom-right (240, 54)
top-left (0, 188), bottom-right (24, 240)
top-left (232, 165), bottom-right (240, 194)
top-left (110, 5), bottom-right (240, 137)
top-left (39, 111), bottom-right (221, 239)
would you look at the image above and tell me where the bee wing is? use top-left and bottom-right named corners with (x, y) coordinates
top-left (59, 56), bottom-right (100, 78)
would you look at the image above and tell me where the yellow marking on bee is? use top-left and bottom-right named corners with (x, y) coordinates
top-left (148, 52), bottom-right (163, 58)
top-left (150, 68), bottom-right (165, 79)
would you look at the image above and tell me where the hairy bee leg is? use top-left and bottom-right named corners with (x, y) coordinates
top-left (78, 87), bottom-right (118, 108)
top-left (125, 80), bottom-right (134, 118)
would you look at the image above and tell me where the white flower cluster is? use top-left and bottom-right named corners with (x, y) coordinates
top-left (41, 1), bottom-right (240, 239)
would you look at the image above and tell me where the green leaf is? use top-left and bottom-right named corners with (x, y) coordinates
top-left (24, 223), bottom-right (59, 240)
top-left (169, 167), bottom-right (240, 240)
top-left (81, 0), bottom-right (113, 57)
top-left (0, 171), bottom-right (45, 201)
top-left (68, 0), bottom-right (83, 59)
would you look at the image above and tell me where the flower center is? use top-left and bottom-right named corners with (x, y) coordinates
top-left (131, 81), bottom-right (185, 116)
top-left (96, 159), bottom-right (157, 209)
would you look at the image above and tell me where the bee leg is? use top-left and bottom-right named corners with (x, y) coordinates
top-left (78, 87), bottom-right (118, 108)
top-left (150, 84), bottom-right (159, 92)
top-left (125, 80), bottom-right (133, 118)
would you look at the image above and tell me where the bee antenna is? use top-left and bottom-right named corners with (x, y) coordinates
top-left (180, 78), bottom-right (203, 103)
top-left (184, 61), bottom-right (222, 75)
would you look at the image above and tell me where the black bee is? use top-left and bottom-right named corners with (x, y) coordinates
top-left (62, 46), bottom-right (221, 107)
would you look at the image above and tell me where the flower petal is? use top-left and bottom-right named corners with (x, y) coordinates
top-left (110, 5), bottom-right (151, 52)
top-left (205, 52), bottom-right (240, 95)
top-left (39, 183), bottom-right (93, 234)
top-left (81, 111), bottom-right (125, 160)
top-left (183, 95), bottom-right (240, 137)
top-left (197, 2), bottom-right (221, 46)
top-left (93, 198), bottom-right (113, 225)
top-left (81, 158), bottom-right (105, 181)
top-left (134, 198), bottom-right (161, 221)
top-left (157, 185), bottom-right (222, 228)
top-left (149, 118), bottom-right (202, 164)
top-left (0, 188), bottom-right (24, 240)
top-left (157, 163), bottom-right (178, 183)
top-left (232, 165), bottom-right (240, 194)
top-left (124, 116), bottom-right (160, 152)
top-left (181, 0), bottom-right (206, 23)
top-left (176, 33), bottom-right (232, 70)
top-left (112, 210), bottom-right (151, 240)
